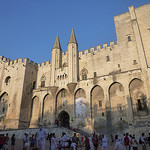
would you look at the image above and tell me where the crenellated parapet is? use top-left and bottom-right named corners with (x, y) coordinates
top-left (37, 60), bottom-right (51, 68)
top-left (0, 56), bottom-right (10, 63)
top-left (0, 56), bottom-right (38, 69)
top-left (79, 41), bottom-right (117, 58)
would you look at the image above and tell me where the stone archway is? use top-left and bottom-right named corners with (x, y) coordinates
top-left (74, 88), bottom-right (86, 118)
top-left (56, 88), bottom-right (68, 112)
top-left (0, 92), bottom-right (9, 116)
top-left (129, 78), bottom-right (148, 116)
top-left (30, 96), bottom-right (40, 128)
top-left (58, 111), bottom-right (70, 127)
top-left (0, 92), bottom-right (9, 129)
top-left (42, 94), bottom-right (53, 126)
top-left (90, 85), bottom-right (104, 118)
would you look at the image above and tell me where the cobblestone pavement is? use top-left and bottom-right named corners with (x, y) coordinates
top-left (6, 140), bottom-right (148, 150)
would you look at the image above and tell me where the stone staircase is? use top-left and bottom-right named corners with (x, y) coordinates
top-left (0, 127), bottom-right (77, 139)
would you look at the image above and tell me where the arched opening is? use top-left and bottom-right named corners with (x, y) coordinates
top-left (74, 88), bottom-right (86, 118)
top-left (40, 75), bottom-right (46, 88)
top-left (90, 85), bottom-right (104, 118)
top-left (81, 68), bottom-right (88, 80)
top-left (42, 94), bottom-right (52, 126)
top-left (0, 92), bottom-right (9, 116)
top-left (5, 76), bottom-right (11, 86)
top-left (108, 82), bottom-right (126, 129)
top-left (109, 82), bottom-right (125, 109)
top-left (56, 89), bottom-right (68, 112)
top-left (30, 96), bottom-right (40, 127)
top-left (129, 78), bottom-right (148, 116)
top-left (58, 111), bottom-right (70, 127)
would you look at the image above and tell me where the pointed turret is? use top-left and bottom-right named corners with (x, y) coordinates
top-left (67, 29), bottom-right (79, 83)
top-left (51, 34), bottom-right (62, 84)
top-left (53, 34), bottom-right (61, 49)
top-left (68, 29), bottom-right (77, 45)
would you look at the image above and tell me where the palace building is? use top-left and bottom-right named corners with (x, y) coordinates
top-left (0, 4), bottom-right (150, 135)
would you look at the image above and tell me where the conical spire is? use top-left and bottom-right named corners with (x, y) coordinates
top-left (68, 29), bottom-right (77, 45)
top-left (53, 34), bottom-right (61, 49)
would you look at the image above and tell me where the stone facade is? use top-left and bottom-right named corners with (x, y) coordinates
top-left (0, 4), bottom-right (150, 135)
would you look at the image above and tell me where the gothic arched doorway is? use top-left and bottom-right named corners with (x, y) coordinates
top-left (58, 111), bottom-right (70, 128)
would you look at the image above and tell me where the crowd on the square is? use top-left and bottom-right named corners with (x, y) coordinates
top-left (0, 124), bottom-right (149, 150)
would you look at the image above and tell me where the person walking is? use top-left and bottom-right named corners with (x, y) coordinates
top-left (71, 133), bottom-right (78, 150)
top-left (36, 123), bottom-right (47, 150)
top-left (84, 136), bottom-right (90, 150)
top-left (61, 132), bottom-right (69, 150)
top-left (3, 133), bottom-right (9, 150)
top-left (88, 135), bottom-right (94, 150)
top-left (23, 133), bottom-right (30, 150)
top-left (30, 134), bottom-right (36, 148)
top-left (124, 133), bottom-right (130, 150)
top-left (140, 133), bottom-right (147, 150)
top-left (51, 133), bottom-right (57, 150)
top-left (115, 135), bottom-right (123, 150)
top-left (102, 134), bottom-right (107, 150)
top-left (11, 134), bottom-right (15, 150)
top-left (132, 135), bottom-right (138, 150)
top-left (93, 135), bottom-right (99, 150)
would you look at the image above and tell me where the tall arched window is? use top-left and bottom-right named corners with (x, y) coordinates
top-left (40, 75), bottom-right (46, 88)
top-left (5, 76), bottom-right (11, 86)
top-left (81, 68), bottom-right (88, 80)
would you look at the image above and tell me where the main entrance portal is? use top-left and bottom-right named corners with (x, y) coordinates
top-left (58, 111), bottom-right (70, 127)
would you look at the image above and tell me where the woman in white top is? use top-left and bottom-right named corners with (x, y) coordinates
top-left (88, 135), bottom-right (94, 150)
top-left (115, 135), bottom-right (123, 150)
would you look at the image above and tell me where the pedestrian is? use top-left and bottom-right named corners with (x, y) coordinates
top-left (3, 133), bottom-right (9, 150)
top-left (71, 133), bottom-right (78, 150)
top-left (77, 133), bottom-right (80, 146)
top-left (115, 135), bottom-right (123, 150)
top-left (81, 135), bottom-right (84, 146)
top-left (132, 135), bottom-right (138, 150)
top-left (23, 133), bottom-right (30, 150)
top-left (110, 134), bottom-right (114, 146)
top-left (61, 132), bottom-right (69, 149)
top-left (89, 135), bottom-right (94, 150)
top-left (51, 133), bottom-right (57, 150)
top-left (30, 134), bottom-right (36, 148)
top-left (129, 134), bottom-right (133, 150)
top-left (122, 134), bottom-right (125, 144)
top-left (140, 133), bottom-right (147, 150)
top-left (93, 135), bottom-right (99, 150)
top-left (11, 134), bottom-right (15, 150)
top-left (124, 133), bottom-right (130, 150)
top-left (84, 136), bottom-right (90, 150)
top-left (102, 134), bottom-right (107, 150)
top-left (36, 123), bottom-right (47, 150)
top-left (99, 134), bottom-right (102, 146)
top-left (0, 134), bottom-right (4, 150)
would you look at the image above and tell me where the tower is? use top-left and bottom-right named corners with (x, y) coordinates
top-left (67, 29), bottom-right (79, 83)
top-left (51, 34), bottom-right (62, 86)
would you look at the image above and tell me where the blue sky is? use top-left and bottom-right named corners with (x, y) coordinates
top-left (0, 0), bottom-right (149, 63)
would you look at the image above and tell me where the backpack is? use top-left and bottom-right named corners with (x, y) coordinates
top-left (124, 136), bottom-right (129, 145)
top-left (139, 137), bottom-right (142, 144)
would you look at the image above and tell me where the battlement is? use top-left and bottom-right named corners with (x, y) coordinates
top-left (0, 56), bottom-right (10, 62)
top-left (38, 60), bottom-right (51, 67)
top-left (0, 56), bottom-right (39, 68)
top-left (79, 41), bottom-right (117, 57)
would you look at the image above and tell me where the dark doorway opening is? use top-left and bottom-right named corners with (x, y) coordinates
top-left (58, 111), bottom-right (70, 128)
